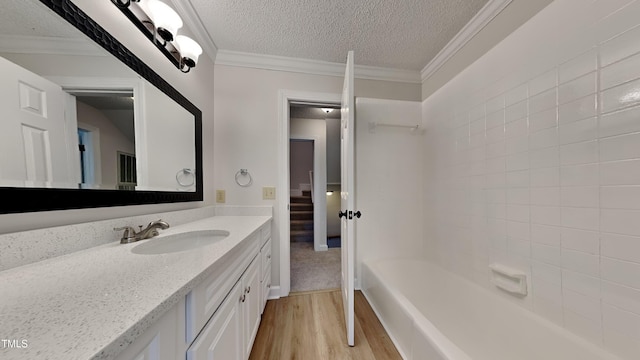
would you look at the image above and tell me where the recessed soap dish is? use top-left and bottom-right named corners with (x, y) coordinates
top-left (489, 263), bottom-right (528, 296)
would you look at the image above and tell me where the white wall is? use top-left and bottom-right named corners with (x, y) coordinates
top-left (142, 82), bottom-right (196, 191)
top-left (0, 0), bottom-right (215, 233)
top-left (289, 139), bottom-right (313, 191)
top-left (355, 98), bottom-right (423, 286)
top-left (421, 0), bottom-right (640, 357)
top-left (214, 64), bottom-right (420, 288)
top-left (326, 117), bottom-right (341, 184)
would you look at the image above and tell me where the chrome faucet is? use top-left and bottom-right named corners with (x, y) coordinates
top-left (114, 219), bottom-right (170, 244)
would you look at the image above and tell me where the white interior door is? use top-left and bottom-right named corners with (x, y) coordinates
top-left (340, 50), bottom-right (356, 347)
top-left (0, 56), bottom-right (77, 188)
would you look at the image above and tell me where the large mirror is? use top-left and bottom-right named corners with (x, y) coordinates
top-left (0, 0), bottom-right (203, 213)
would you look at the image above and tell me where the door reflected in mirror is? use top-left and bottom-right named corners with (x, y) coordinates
top-left (0, 0), bottom-right (197, 193)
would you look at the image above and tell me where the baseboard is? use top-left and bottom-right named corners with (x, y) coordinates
top-left (314, 244), bottom-right (328, 252)
top-left (268, 285), bottom-right (281, 300)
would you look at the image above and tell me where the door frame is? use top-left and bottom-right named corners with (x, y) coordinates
top-left (277, 90), bottom-right (341, 297)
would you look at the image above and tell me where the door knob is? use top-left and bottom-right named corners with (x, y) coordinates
top-left (338, 210), bottom-right (348, 219)
top-left (353, 211), bottom-right (362, 218)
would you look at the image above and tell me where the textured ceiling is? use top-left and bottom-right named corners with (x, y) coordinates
top-left (190, 0), bottom-right (490, 70)
top-left (0, 0), bottom-right (83, 38)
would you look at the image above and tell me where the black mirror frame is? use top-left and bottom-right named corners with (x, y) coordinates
top-left (0, 0), bottom-right (203, 214)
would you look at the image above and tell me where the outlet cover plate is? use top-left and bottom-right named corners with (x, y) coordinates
top-left (263, 187), bottom-right (276, 200)
top-left (216, 190), bottom-right (226, 203)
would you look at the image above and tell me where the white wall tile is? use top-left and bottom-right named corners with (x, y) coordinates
top-left (560, 164), bottom-right (599, 186)
top-left (485, 156), bottom-right (506, 174)
top-left (559, 49), bottom-right (597, 84)
top-left (505, 84), bottom-right (528, 106)
top-left (599, 105), bottom-right (640, 139)
top-left (600, 24), bottom-right (640, 67)
top-left (602, 209), bottom-right (640, 236)
top-left (601, 51), bottom-right (640, 90)
top-left (600, 132), bottom-right (640, 161)
top-left (561, 207), bottom-right (599, 231)
top-left (559, 72), bottom-right (597, 104)
top-left (530, 69), bottom-right (557, 97)
top-left (506, 152), bottom-right (529, 172)
top-left (486, 110), bottom-right (505, 130)
top-left (561, 227), bottom-right (599, 254)
top-left (601, 256), bottom-right (640, 289)
top-left (531, 206), bottom-right (561, 226)
top-left (532, 243), bottom-right (561, 266)
top-left (506, 204), bottom-right (530, 222)
top-left (602, 280), bottom-right (640, 315)
top-left (485, 141), bottom-right (505, 159)
top-left (601, 185), bottom-right (640, 209)
top-left (530, 147), bottom-right (560, 169)
top-left (507, 220), bottom-right (530, 240)
top-left (532, 224), bottom-right (561, 246)
top-left (561, 186), bottom-right (599, 208)
top-left (603, 327), bottom-right (640, 360)
top-left (559, 117), bottom-right (597, 145)
top-left (561, 248), bottom-right (600, 276)
top-left (563, 269), bottom-right (601, 299)
top-left (530, 127), bottom-right (558, 150)
top-left (486, 96), bottom-right (505, 114)
top-left (534, 296), bottom-right (564, 325)
top-left (558, 94), bottom-right (597, 124)
top-left (507, 170), bottom-right (529, 188)
top-left (533, 273), bottom-right (562, 302)
top-left (530, 167), bottom-right (560, 187)
top-left (529, 108), bottom-right (558, 133)
top-left (485, 125), bottom-right (505, 144)
top-left (530, 88), bottom-right (557, 114)
top-left (560, 140), bottom-right (598, 165)
top-left (505, 100), bottom-right (528, 123)
top-left (508, 237), bottom-right (531, 257)
top-left (505, 135), bottom-right (528, 155)
top-left (602, 304), bottom-right (640, 335)
top-left (601, 78), bottom-right (640, 113)
top-left (601, 232), bottom-right (640, 263)
top-left (470, 118), bottom-right (485, 135)
top-left (507, 188), bottom-right (530, 205)
top-left (530, 188), bottom-right (560, 206)
top-left (563, 289), bottom-right (602, 323)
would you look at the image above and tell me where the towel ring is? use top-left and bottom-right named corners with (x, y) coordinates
top-left (235, 169), bottom-right (253, 187)
top-left (176, 168), bottom-right (195, 187)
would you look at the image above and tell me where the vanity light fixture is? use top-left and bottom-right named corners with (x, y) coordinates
top-left (111, 0), bottom-right (202, 73)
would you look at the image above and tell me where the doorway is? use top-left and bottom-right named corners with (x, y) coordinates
top-left (288, 105), bottom-right (341, 292)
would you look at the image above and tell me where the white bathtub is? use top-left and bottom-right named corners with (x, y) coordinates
top-left (361, 259), bottom-right (620, 360)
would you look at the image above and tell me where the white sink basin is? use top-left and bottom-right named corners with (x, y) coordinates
top-left (131, 230), bottom-right (230, 255)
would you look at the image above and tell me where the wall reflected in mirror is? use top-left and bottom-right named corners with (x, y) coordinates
top-left (0, 0), bottom-right (196, 192)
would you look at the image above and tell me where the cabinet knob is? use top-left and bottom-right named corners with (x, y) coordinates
top-left (240, 294), bottom-right (246, 303)
top-left (267, 255), bottom-right (271, 259)
top-left (246, 286), bottom-right (251, 293)
top-left (267, 284), bottom-right (271, 288)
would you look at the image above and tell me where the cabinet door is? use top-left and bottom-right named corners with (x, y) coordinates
top-left (243, 257), bottom-right (261, 359)
top-left (187, 282), bottom-right (243, 360)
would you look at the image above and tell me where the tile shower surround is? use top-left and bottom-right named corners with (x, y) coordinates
top-left (423, 0), bottom-right (640, 357)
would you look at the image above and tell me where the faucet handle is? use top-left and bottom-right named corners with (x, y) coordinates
top-left (114, 226), bottom-right (137, 244)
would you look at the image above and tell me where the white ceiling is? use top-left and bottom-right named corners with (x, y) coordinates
top-left (188, 0), bottom-right (490, 71)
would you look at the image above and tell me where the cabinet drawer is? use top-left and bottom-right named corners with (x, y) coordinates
top-left (185, 232), bottom-right (259, 345)
top-left (260, 238), bottom-right (271, 277)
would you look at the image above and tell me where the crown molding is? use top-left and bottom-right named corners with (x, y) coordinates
top-left (216, 50), bottom-right (421, 83)
top-left (170, 0), bottom-right (219, 63)
top-left (0, 35), bottom-right (106, 56)
top-left (421, 0), bottom-right (513, 82)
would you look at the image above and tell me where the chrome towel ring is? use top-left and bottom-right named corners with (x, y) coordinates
top-left (235, 169), bottom-right (252, 187)
top-left (176, 168), bottom-right (195, 187)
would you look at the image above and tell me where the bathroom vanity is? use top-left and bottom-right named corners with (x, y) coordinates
top-left (0, 215), bottom-right (272, 360)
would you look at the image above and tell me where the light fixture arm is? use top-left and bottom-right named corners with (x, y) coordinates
top-left (111, 0), bottom-right (201, 73)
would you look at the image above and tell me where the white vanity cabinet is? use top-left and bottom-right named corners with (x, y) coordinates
top-left (114, 298), bottom-right (186, 360)
top-left (114, 220), bottom-right (272, 360)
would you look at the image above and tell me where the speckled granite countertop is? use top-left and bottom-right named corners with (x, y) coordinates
top-left (0, 215), bottom-right (271, 360)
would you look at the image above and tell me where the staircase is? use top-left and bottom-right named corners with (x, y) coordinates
top-left (290, 190), bottom-right (313, 242)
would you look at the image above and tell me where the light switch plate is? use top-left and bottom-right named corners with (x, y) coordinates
top-left (216, 190), bottom-right (226, 203)
top-left (263, 187), bottom-right (276, 200)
